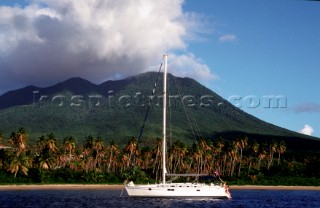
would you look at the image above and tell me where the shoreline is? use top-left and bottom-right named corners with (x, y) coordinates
top-left (230, 185), bottom-right (320, 191)
top-left (0, 184), bottom-right (124, 190)
top-left (0, 184), bottom-right (320, 191)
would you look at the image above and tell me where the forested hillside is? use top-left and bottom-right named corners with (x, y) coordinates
top-left (0, 72), bottom-right (319, 152)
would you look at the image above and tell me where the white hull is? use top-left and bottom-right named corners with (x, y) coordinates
top-left (125, 182), bottom-right (231, 199)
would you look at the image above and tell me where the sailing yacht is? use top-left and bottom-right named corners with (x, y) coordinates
top-left (125, 54), bottom-right (231, 199)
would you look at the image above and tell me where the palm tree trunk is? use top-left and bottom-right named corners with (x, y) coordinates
top-left (248, 160), bottom-right (252, 174)
top-left (238, 149), bottom-right (243, 177)
top-left (222, 154), bottom-right (227, 176)
top-left (153, 150), bottom-right (160, 173)
top-left (107, 150), bottom-right (112, 172)
top-left (267, 154), bottom-right (273, 170)
top-left (231, 157), bottom-right (236, 177)
top-left (258, 158), bottom-right (261, 170)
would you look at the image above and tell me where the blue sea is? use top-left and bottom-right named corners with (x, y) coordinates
top-left (0, 189), bottom-right (319, 208)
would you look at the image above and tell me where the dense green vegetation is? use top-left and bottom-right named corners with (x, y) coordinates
top-left (1, 128), bottom-right (320, 186)
top-left (0, 72), bottom-right (319, 152)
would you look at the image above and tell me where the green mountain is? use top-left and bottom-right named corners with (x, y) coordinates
top-left (0, 72), bottom-right (319, 152)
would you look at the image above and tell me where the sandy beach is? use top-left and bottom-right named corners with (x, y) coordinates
top-left (0, 184), bottom-right (124, 191)
top-left (0, 184), bottom-right (319, 191)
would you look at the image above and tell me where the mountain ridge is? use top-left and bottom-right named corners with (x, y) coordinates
top-left (0, 72), bottom-right (319, 152)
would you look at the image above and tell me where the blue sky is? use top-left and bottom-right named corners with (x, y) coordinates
top-left (0, 0), bottom-right (319, 138)
top-left (182, 0), bottom-right (320, 138)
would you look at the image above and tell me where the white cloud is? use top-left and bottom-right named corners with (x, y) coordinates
top-left (0, 0), bottom-right (218, 94)
top-left (168, 53), bottom-right (218, 81)
top-left (219, 34), bottom-right (237, 42)
top-left (299, 124), bottom-right (314, 136)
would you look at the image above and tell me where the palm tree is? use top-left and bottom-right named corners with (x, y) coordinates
top-left (276, 140), bottom-right (286, 165)
top-left (85, 135), bottom-right (95, 150)
top-left (176, 140), bottom-right (188, 173)
top-left (267, 140), bottom-right (277, 170)
top-left (191, 144), bottom-right (201, 174)
top-left (125, 137), bottom-right (137, 169)
top-left (35, 133), bottom-right (59, 170)
top-left (250, 140), bottom-right (260, 155)
top-left (0, 131), bottom-right (3, 145)
top-left (0, 131), bottom-right (5, 168)
top-left (8, 128), bottom-right (28, 155)
top-left (248, 140), bottom-right (259, 173)
top-left (220, 143), bottom-right (229, 176)
top-left (203, 151), bottom-right (213, 174)
top-left (171, 140), bottom-right (188, 174)
top-left (213, 137), bottom-right (225, 173)
top-left (229, 141), bottom-right (238, 177)
top-left (57, 152), bottom-right (68, 168)
top-left (6, 128), bottom-right (30, 177)
top-left (37, 136), bottom-right (47, 152)
top-left (94, 136), bottom-right (104, 169)
top-left (16, 128), bottom-right (28, 153)
top-left (198, 139), bottom-right (211, 173)
top-left (106, 140), bottom-right (119, 173)
top-left (38, 154), bottom-right (55, 170)
top-left (141, 148), bottom-right (153, 170)
top-left (46, 133), bottom-right (58, 153)
top-left (237, 136), bottom-right (248, 177)
top-left (82, 135), bottom-right (105, 172)
top-left (153, 137), bottom-right (162, 177)
top-left (7, 152), bottom-right (29, 178)
top-left (63, 136), bottom-right (76, 165)
top-left (121, 154), bottom-right (129, 173)
top-left (257, 146), bottom-right (267, 170)
top-left (82, 135), bottom-right (96, 172)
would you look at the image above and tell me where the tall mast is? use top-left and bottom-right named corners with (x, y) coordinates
top-left (162, 54), bottom-right (168, 185)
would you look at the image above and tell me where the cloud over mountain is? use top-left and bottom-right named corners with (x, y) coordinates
top-left (0, 0), bottom-right (217, 94)
top-left (299, 124), bottom-right (314, 136)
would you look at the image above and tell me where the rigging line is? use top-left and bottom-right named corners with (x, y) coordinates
top-left (172, 79), bottom-right (203, 140)
top-left (172, 78), bottom-right (204, 140)
top-left (168, 75), bottom-right (173, 149)
top-left (172, 76), bottom-right (198, 143)
top-left (187, 103), bottom-right (204, 139)
top-left (174, 76), bottom-right (204, 140)
top-left (131, 63), bottom-right (163, 170)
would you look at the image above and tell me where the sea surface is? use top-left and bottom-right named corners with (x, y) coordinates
top-left (0, 189), bottom-right (319, 208)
